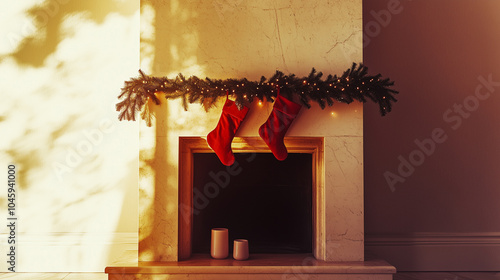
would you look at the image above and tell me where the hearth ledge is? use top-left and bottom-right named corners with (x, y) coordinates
top-left (106, 254), bottom-right (396, 280)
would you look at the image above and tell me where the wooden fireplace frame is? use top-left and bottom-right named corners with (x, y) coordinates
top-left (178, 137), bottom-right (325, 260)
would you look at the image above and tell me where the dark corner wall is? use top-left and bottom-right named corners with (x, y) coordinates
top-left (363, 0), bottom-right (500, 271)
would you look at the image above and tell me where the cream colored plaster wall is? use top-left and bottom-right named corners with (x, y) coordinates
top-left (139, 0), bottom-right (363, 262)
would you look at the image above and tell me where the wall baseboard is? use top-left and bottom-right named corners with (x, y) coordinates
top-left (0, 232), bottom-right (137, 272)
top-left (365, 232), bottom-right (500, 271)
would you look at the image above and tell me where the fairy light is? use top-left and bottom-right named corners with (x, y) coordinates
top-left (119, 65), bottom-right (398, 124)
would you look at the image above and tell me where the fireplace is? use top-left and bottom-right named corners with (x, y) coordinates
top-left (106, 100), bottom-right (396, 279)
top-left (178, 137), bottom-right (323, 260)
top-left (136, 100), bottom-right (369, 263)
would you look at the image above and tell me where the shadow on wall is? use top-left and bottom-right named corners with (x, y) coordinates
top-left (0, 0), bottom-right (139, 271)
top-left (8, 0), bottom-right (137, 67)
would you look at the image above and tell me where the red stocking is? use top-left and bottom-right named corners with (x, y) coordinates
top-left (207, 95), bottom-right (249, 166)
top-left (259, 91), bottom-right (302, 161)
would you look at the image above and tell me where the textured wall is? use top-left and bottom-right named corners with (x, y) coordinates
top-left (139, 0), bottom-right (364, 262)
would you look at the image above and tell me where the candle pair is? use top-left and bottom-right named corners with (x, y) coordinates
top-left (211, 228), bottom-right (249, 260)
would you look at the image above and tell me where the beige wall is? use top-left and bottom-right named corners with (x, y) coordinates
top-left (139, 0), bottom-right (364, 262)
top-left (363, 0), bottom-right (500, 270)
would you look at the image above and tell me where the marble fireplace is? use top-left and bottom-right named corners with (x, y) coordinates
top-left (106, 0), bottom-right (395, 278)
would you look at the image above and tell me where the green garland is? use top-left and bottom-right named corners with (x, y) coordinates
top-left (116, 63), bottom-right (398, 126)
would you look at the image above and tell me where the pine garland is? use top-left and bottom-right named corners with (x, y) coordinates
top-left (116, 63), bottom-right (398, 126)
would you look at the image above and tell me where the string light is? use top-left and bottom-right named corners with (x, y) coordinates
top-left (118, 64), bottom-right (398, 124)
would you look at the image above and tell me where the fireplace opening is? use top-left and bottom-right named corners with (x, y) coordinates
top-left (191, 152), bottom-right (313, 254)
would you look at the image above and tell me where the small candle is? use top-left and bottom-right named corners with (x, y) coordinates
top-left (233, 239), bottom-right (249, 261)
top-left (211, 228), bottom-right (229, 259)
